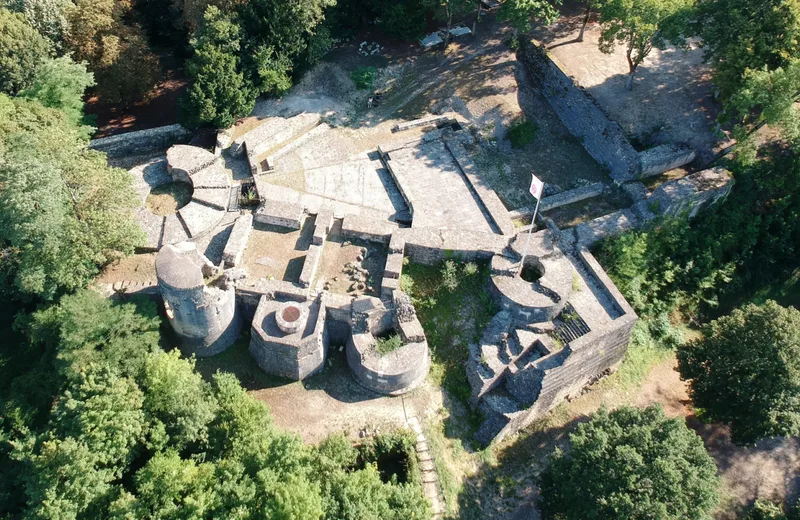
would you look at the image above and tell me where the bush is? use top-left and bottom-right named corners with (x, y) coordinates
top-left (376, 333), bottom-right (404, 355)
top-left (507, 117), bottom-right (538, 148)
top-left (677, 300), bottom-right (800, 443)
top-left (351, 66), bottom-right (377, 90)
top-left (539, 405), bottom-right (720, 520)
top-left (441, 259), bottom-right (459, 292)
top-left (745, 500), bottom-right (789, 520)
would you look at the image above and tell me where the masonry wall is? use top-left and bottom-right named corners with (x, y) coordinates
top-left (516, 41), bottom-right (640, 184)
top-left (160, 282), bottom-right (242, 357)
top-left (493, 314), bottom-right (636, 443)
top-left (89, 124), bottom-right (191, 158)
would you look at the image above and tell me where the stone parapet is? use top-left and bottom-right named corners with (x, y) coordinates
top-left (90, 124), bottom-right (190, 158)
top-left (517, 41), bottom-right (640, 183)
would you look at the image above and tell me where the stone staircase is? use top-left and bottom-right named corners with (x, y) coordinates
top-left (406, 416), bottom-right (446, 519)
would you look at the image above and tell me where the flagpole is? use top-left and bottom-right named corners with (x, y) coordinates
top-left (519, 191), bottom-right (541, 276)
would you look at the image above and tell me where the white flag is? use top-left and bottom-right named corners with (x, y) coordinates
top-left (529, 174), bottom-right (544, 200)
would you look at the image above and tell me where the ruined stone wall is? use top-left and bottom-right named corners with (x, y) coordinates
top-left (493, 314), bottom-right (635, 443)
top-left (90, 124), bottom-right (191, 158)
top-left (516, 41), bottom-right (640, 184)
top-left (401, 229), bottom-right (506, 266)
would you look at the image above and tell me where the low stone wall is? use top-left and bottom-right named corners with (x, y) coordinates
top-left (90, 124), bottom-right (190, 158)
top-left (222, 214), bottom-right (253, 267)
top-left (639, 143), bottom-right (696, 178)
top-left (400, 228), bottom-right (506, 266)
top-left (340, 214), bottom-right (398, 244)
top-left (517, 41), bottom-right (640, 184)
top-left (540, 183), bottom-right (605, 212)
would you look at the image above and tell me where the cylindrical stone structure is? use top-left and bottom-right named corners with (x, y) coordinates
top-left (156, 242), bottom-right (242, 356)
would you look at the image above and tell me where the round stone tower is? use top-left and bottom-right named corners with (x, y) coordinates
top-left (155, 242), bottom-right (242, 356)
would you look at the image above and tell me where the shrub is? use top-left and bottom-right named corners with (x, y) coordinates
top-left (350, 66), bottom-right (377, 90)
top-left (463, 262), bottom-right (479, 276)
top-left (539, 405), bottom-right (720, 520)
top-left (507, 117), bottom-right (538, 148)
top-left (745, 500), bottom-right (789, 520)
top-left (441, 260), bottom-right (459, 292)
top-left (376, 334), bottom-right (404, 355)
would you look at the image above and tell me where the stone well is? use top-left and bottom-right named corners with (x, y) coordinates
top-left (488, 230), bottom-right (574, 323)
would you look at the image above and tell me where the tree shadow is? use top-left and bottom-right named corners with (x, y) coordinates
top-left (456, 414), bottom-right (589, 520)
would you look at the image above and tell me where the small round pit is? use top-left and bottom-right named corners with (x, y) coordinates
top-left (275, 302), bottom-right (308, 334)
top-left (520, 257), bottom-right (545, 283)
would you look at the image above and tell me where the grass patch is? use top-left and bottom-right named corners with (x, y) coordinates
top-left (401, 260), bottom-right (498, 407)
top-left (376, 333), bottom-right (404, 355)
top-left (351, 66), bottom-right (377, 90)
top-left (506, 117), bottom-right (538, 148)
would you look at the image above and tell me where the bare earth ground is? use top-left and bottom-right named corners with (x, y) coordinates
top-left (532, 1), bottom-right (726, 166)
top-left (240, 219), bottom-right (315, 284)
top-left (453, 355), bottom-right (800, 520)
top-left (317, 223), bottom-right (388, 298)
top-left (196, 336), bottom-right (444, 445)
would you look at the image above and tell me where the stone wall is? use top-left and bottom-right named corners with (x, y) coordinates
top-left (156, 243), bottom-right (242, 357)
top-left (90, 124), bottom-right (191, 158)
top-left (517, 41), bottom-right (640, 184)
top-left (639, 143), bottom-right (696, 178)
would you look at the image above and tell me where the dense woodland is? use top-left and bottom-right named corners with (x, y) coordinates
top-left (1, 0), bottom-right (800, 518)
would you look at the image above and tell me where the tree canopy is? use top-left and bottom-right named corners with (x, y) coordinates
top-left (678, 301), bottom-right (800, 443)
top-left (0, 94), bottom-right (144, 301)
top-left (597, 0), bottom-right (694, 89)
top-left (0, 290), bottom-right (431, 519)
top-left (0, 7), bottom-right (52, 95)
top-left (539, 405), bottom-right (720, 520)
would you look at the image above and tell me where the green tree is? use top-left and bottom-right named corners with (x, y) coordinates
top-left (141, 350), bottom-right (218, 451)
top-left (238, 0), bottom-right (334, 94)
top-left (18, 437), bottom-right (114, 520)
top-left (539, 405), bottom-right (720, 520)
top-left (52, 365), bottom-right (145, 472)
top-left (0, 7), bottom-right (51, 94)
top-left (677, 301), bottom-right (800, 443)
top-left (597, 0), bottom-right (694, 90)
top-left (184, 6), bottom-right (254, 128)
top-left (694, 0), bottom-right (800, 101)
top-left (21, 55), bottom-right (95, 129)
top-left (498, 0), bottom-right (560, 35)
top-left (0, 95), bottom-right (143, 301)
top-left (2, 0), bottom-right (73, 48)
top-left (578, 0), bottom-right (602, 41)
